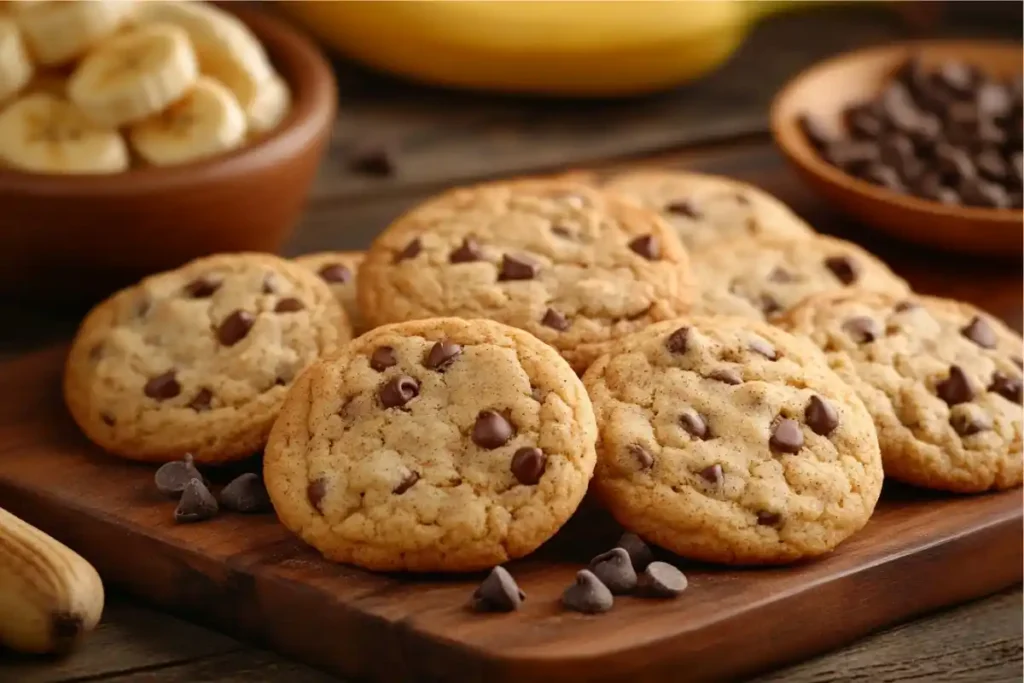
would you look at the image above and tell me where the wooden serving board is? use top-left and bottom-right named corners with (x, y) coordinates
top-left (0, 346), bottom-right (1021, 683)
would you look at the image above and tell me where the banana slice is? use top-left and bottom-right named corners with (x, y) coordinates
top-left (0, 14), bottom-right (33, 103)
top-left (68, 23), bottom-right (199, 128)
top-left (135, 2), bottom-right (274, 110)
top-left (245, 73), bottom-right (290, 137)
top-left (13, 0), bottom-right (132, 67)
top-left (130, 76), bottom-right (246, 167)
top-left (0, 92), bottom-right (128, 174)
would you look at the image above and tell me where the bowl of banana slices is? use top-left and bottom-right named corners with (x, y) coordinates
top-left (0, 0), bottom-right (336, 302)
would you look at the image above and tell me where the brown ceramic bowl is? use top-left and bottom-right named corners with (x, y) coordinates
top-left (0, 6), bottom-right (336, 304)
top-left (771, 40), bottom-right (1022, 257)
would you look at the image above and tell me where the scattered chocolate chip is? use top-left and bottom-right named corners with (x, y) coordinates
top-left (665, 326), bottom-right (690, 354)
top-left (709, 368), bottom-right (742, 385)
top-left (449, 237), bottom-right (484, 263)
top-left (805, 396), bottom-right (839, 436)
top-left (144, 371), bottom-right (181, 400)
top-left (498, 254), bottom-right (539, 281)
top-left (307, 478), bottom-right (327, 513)
top-left (380, 375), bottom-right (420, 409)
top-left (798, 113), bottom-right (832, 149)
top-left (637, 562), bottom-right (688, 598)
top-left (767, 266), bottom-right (795, 283)
top-left (183, 275), bottom-right (220, 298)
top-left (757, 510), bottom-right (782, 527)
top-left (425, 340), bottom-right (462, 371)
top-left (472, 410), bottom-right (513, 449)
top-left (989, 372), bottom-right (1023, 404)
top-left (511, 447), bottom-right (546, 485)
top-left (699, 463), bottom-right (723, 485)
top-left (628, 444), bottom-right (654, 469)
top-left (393, 470), bottom-right (420, 494)
top-left (589, 548), bottom-right (637, 595)
top-left (274, 298), bottom-right (305, 313)
top-left (217, 310), bottom-right (255, 346)
top-left (188, 388), bottom-right (213, 412)
top-left (679, 409), bottom-right (709, 440)
top-left (824, 256), bottom-right (861, 285)
top-left (154, 453), bottom-right (203, 497)
top-left (318, 263), bottom-right (351, 283)
top-left (219, 473), bottom-right (271, 513)
top-left (616, 532), bottom-right (653, 571)
top-left (174, 479), bottom-right (218, 524)
top-left (949, 406), bottom-right (992, 437)
top-left (936, 365), bottom-right (974, 406)
top-left (541, 308), bottom-right (570, 331)
top-left (749, 337), bottom-right (777, 360)
top-left (395, 238), bottom-right (422, 263)
top-left (770, 418), bottom-right (804, 454)
top-left (562, 570), bottom-right (614, 614)
top-left (628, 235), bottom-right (660, 260)
top-left (370, 346), bottom-right (398, 372)
top-left (348, 145), bottom-right (396, 176)
top-left (472, 566), bottom-right (524, 613)
top-left (960, 316), bottom-right (997, 349)
top-left (664, 200), bottom-right (700, 218)
top-left (843, 316), bottom-right (881, 344)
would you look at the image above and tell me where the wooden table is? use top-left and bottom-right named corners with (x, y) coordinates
top-left (1, 4), bottom-right (1022, 682)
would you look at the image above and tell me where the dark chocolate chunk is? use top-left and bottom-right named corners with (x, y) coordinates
top-left (274, 297), bottom-right (305, 313)
top-left (472, 566), bottom-right (525, 613)
top-left (637, 562), bottom-right (688, 598)
top-left (679, 410), bottom-right (709, 440)
top-left (393, 470), bottom-right (420, 495)
top-left (154, 453), bottom-right (203, 497)
top-left (144, 371), bottom-right (181, 400)
top-left (541, 308), bottom-right (570, 331)
top-left (589, 548), bottom-right (637, 595)
top-left (498, 254), bottom-right (539, 281)
top-left (616, 532), bottom-right (654, 571)
top-left (307, 478), bottom-right (327, 513)
top-left (824, 255), bottom-right (861, 285)
top-left (861, 163), bottom-right (904, 191)
top-left (450, 237), bottom-right (484, 263)
top-left (395, 238), bottom-right (422, 262)
top-left (628, 444), bottom-right (654, 469)
top-left (805, 396), bottom-right (839, 436)
top-left (936, 365), bottom-right (974, 406)
top-left (183, 275), bottom-right (220, 298)
top-left (769, 418), bottom-right (804, 454)
top-left (989, 372), bottom-right (1023, 404)
top-left (959, 176), bottom-right (1009, 208)
top-left (749, 337), bottom-right (777, 360)
top-left (348, 145), bottom-right (396, 176)
top-left (219, 473), bottom-right (271, 513)
top-left (949, 408), bottom-right (992, 437)
top-left (757, 510), bottom-right (782, 527)
top-left (369, 346), bottom-right (398, 372)
top-left (188, 388), bottom-right (213, 412)
top-left (510, 447), bottom-right (546, 485)
top-left (824, 140), bottom-right (880, 171)
top-left (379, 375), bottom-right (420, 409)
top-left (961, 316), bottom-right (997, 348)
top-left (562, 570), bottom-right (614, 614)
top-left (217, 310), bottom-right (255, 346)
top-left (425, 340), bottom-right (462, 371)
top-left (628, 234), bottom-right (660, 260)
top-left (708, 368), bottom-right (742, 385)
top-left (665, 326), bottom-right (690, 354)
top-left (472, 410), bottom-right (513, 449)
top-left (843, 316), bottom-right (881, 344)
top-left (665, 200), bottom-right (700, 218)
top-left (318, 263), bottom-right (351, 284)
top-left (699, 463), bottom-right (724, 485)
top-left (174, 479), bottom-right (219, 524)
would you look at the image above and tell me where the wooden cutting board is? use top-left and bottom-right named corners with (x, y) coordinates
top-left (0, 344), bottom-right (1020, 683)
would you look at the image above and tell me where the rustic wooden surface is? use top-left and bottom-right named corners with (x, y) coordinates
top-left (1, 3), bottom-right (1022, 682)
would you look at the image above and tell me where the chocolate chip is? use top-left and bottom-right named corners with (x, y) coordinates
top-left (511, 447), bottom-right (546, 485)
top-left (219, 473), bottom-right (271, 513)
top-left (770, 418), bottom-right (804, 454)
top-left (665, 326), bottom-right (690, 354)
top-left (637, 562), bottom-right (688, 598)
top-left (749, 337), bottom-right (777, 360)
top-left (274, 298), bottom-right (304, 313)
top-left (960, 176), bottom-right (1010, 208)
top-left (217, 310), bottom-right (255, 346)
top-left (699, 463), bottom-right (723, 485)
top-left (380, 375), bottom-right (420, 409)
top-left (154, 453), bottom-right (203, 497)
top-left (824, 256), bottom-right (861, 285)
top-left (679, 410), bottom-right (709, 440)
top-left (472, 566), bottom-right (525, 613)
top-left (759, 294), bottom-right (782, 317)
top-left (805, 396), bottom-right (839, 436)
top-left (472, 410), bottom-right (513, 449)
top-left (425, 340), bottom-right (462, 371)
top-left (989, 372), bottom-right (1023, 404)
top-left (183, 276), bottom-right (220, 298)
top-left (449, 238), bottom-right (483, 263)
top-left (937, 61), bottom-right (976, 96)
top-left (936, 144), bottom-right (976, 183)
top-left (348, 145), bottom-right (396, 176)
top-left (589, 548), bottom-right (637, 595)
top-left (757, 511), bottom-right (782, 527)
top-left (318, 263), bottom-right (351, 283)
top-left (551, 225), bottom-right (574, 238)
top-left (665, 200), bottom-right (700, 218)
top-left (936, 365), bottom-right (974, 406)
top-left (843, 316), bottom-right (881, 344)
top-left (498, 254), bottom-right (539, 281)
top-left (844, 102), bottom-right (884, 138)
top-left (393, 470), bottom-right (420, 494)
top-left (628, 444), bottom-right (654, 469)
top-left (101, 413), bottom-right (115, 426)
top-left (975, 148), bottom-right (1008, 182)
top-left (562, 570), bottom-right (614, 614)
top-left (307, 478), bottom-right (327, 513)
top-left (144, 371), bottom-right (181, 400)
top-left (188, 388), bottom-right (212, 412)
top-left (894, 300), bottom-right (921, 312)
top-left (261, 273), bottom-right (279, 294)
top-left (174, 479), bottom-right (218, 524)
top-left (767, 266), bottom-right (795, 283)
top-left (395, 238), bottom-right (421, 263)
top-left (541, 308), bottom-right (570, 331)
top-left (709, 368), bottom-right (742, 385)
top-left (798, 113), bottom-right (832, 149)
top-left (616, 532), bottom-right (653, 571)
top-left (861, 163), bottom-right (905, 192)
top-left (960, 316), bottom-right (997, 349)
top-left (135, 296), bottom-right (151, 319)
top-left (949, 406), bottom-right (992, 437)
top-left (628, 235), bottom-right (660, 260)
top-left (370, 346), bottom-right (398, 372)
top-left (824, 140), bottom-right (880, 170)
top-left (914, 174), bottom-right (961, 204)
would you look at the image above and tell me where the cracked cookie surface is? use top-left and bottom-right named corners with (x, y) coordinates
top-left (64, 253), bottom-right (350, 463)
top-left (294, 251), bottom-right (366, 334)
top-left (692, 234), bottom-right (911, 322)
top-left (357, 179), bottom-right (694, 372)
top-left (264, 318), bottom-right (598, 572)
top-left (782, 291), bottom-right (1023, 492)
top-left (582, 316), bottom-right (883, 565)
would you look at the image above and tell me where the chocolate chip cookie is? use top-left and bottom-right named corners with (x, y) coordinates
top-left (294, 251), bottom-right (366, 334)
top-left (64, 253), bottom-right (350, 463)
top-left (583, 317), bottom-right (883, 565)
top-left (692, 234), bottom-right (911, 322)
top-left (596, 169), bottom-right (816, 252)
top-left (264, 317), bottom-right (598, 572)
top-left (782, 291), bottom-right (1023, 492)
top-left (357, 179), bottom-right (694, 372)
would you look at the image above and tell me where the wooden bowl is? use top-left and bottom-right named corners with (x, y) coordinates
top-left (0, 6), bottom-right (337, 304)
top-left (771, 41), bottom-right (1022, 257)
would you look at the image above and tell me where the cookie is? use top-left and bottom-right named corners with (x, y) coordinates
top-left (357, 179), bottom-right (694, 372)
top-left (294, 251), bottom-right (366, 334)
top-left (691, 234), bottom-right (911, 322)
top-left (264, 317), bottom-right (598, 572)
top-left (781, 291), bottom-right (1023, 492)
top-left (582, 317), bottom-right (884, 565)
top-left (596, 169), bottom-right (816, 252)
top-left (64, 253), bottom-right (350, 463)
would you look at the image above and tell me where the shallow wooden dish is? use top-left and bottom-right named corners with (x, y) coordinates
top-left (771, 40), bottom-right (1022, 257)
top-left (0, 7), bottom-right (337, 304)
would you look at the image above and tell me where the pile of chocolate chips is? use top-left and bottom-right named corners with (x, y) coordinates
top-left (800, 57), bottom-right (1023, 209)
top-left (154, 454), bottom-right (272, 523)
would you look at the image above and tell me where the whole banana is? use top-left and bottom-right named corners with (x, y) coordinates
top-left (0, 506), bottom-right (104, 655)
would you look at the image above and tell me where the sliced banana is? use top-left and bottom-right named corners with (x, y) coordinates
top-left (13, 0), bottom-right (132, 67)
top-left (0, 92), bottom-right (128, 173)
top-left (245, 73), bottom-right (290, 137)
top-left (68, 23), bottom-right (198, 128)
top-left (135, 2), bottom-right (274, 110)
top-left (0, 14), bottom-right (33, 103)
top-left (130, 76), bottom-right (246, 167)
